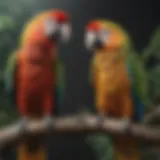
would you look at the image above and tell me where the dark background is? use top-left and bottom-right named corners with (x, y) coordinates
top-left (1, 0), bottom-right (159, 159)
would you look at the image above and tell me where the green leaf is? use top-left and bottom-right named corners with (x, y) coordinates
top-left (148, 66), bottom-right (160, 103)
top-left (141, 27), bottom-right (160, 62)
top-left (87, 134), bottom-right (113, 160)
top-left (0, 15), bottom-right (15, 31)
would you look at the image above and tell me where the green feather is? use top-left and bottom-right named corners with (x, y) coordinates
top-left (4, 50), bottom-right (18, 94)
top-left (123, 36), bottom-right (149, 109)
top-left (55, 60), bottom-right (65, 108)
top-left (127, 51), bottom-right (150, 109)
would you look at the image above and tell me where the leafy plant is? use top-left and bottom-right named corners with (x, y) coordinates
top-left (86, 134), bottom-right (113, 160)
top-left (141, 27), bottom-right (160, 62)
top-left (141, 27), bottom-right (160, 105)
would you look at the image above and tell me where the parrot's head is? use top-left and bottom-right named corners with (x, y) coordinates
top-left (44, 10), bottom-right (71, 43)
top-left (84, 20), bottom-right (128, 53)
top-left (21, 9), bottom-right (71, 47)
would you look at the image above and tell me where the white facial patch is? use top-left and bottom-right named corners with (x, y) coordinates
top-left (44, 18), bottom-right (58, 37)
top-left (84, 31), bottom-right (97, 50)
top-left (60, 23), bottom-right (71, 42)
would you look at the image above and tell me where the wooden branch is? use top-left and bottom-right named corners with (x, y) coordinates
top-left (143, 106), bottom-right (160, 124)
top-left (0, 115), bottom-right (160, 149)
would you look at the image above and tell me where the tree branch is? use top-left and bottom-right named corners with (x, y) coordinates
top-left (143, 106), bottom-right (160, 124)
top-left (0, 115), bottom-right (160, 148)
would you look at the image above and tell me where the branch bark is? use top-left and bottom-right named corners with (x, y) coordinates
top-left (143, 106), bottom-right (160, 124)
top-left (0, 115), bottom-right (160, 148)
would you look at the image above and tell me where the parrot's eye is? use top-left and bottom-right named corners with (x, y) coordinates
top-left (98, 29), bottom-right (110, 42)
top-left (100, 29), bottom-right (110, 36)
top-left (44, 18), bottom-right (58, 37)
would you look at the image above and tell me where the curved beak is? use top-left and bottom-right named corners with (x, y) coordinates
top-left (60, 23), bottom-right (71, 43)
top-left (44, 19), bottom-right (71, 43)
top-left (93, 39), bottom-right (103, 49)
top-left (85, 31), bottom-right (103, 50)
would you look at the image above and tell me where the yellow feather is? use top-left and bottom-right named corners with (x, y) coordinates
top-left (20, 11), bottom-right (50, 46)
top-left (17, 144), bottom-right (47, 160)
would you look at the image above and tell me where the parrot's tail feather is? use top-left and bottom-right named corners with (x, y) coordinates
top-left (112, 135), bottom-right (141, 160)
top-left (17, 143), bottom-right (47, 160)
top-left (114, 150), bottom-right (141, 160)
top-left (17, 134), bottom-right (47, 160)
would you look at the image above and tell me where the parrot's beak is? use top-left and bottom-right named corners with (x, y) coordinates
top-left (85, 31), bottom-right (103, 51)
top-left (60, 23), bottom-right (71, 43)
top-left (93, 39), bottom-right (103, 49)
top-left (44, 18), bottom-right (71, 43)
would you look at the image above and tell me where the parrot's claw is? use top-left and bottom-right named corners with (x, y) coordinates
top-left (19, 117), bottom-right (28, 136)
top-left (121, 118), bottom-right (131, 134)
top-left (44, 116), bottom-right (53, 131)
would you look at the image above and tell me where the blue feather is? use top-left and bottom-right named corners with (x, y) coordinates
top-left (127, 64), bottom-right (144, 122)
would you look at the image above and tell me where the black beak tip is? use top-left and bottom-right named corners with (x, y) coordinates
top-left (48, 31), bottom-right (60, 41)
top-left (94, 39), bottom-right (103, 49)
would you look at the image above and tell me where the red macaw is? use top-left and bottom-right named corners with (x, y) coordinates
top-left (4, 9), bottom-right (71, 160)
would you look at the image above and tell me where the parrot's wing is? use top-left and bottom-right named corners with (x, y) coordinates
top-left (4, 51), bottom-right (18, 105)
top-left (55, 60), bottom-right (65, 112)
top-left (127, 53), bottom-right (149, 122)
top-left (89, 55), bottom-right (97, 86)
top-left (4, 51), bottom-right (18, 95)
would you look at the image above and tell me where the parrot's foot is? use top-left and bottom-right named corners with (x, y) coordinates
top-left (44, 116), bottom-right (53, 132)
top-left (121, 118), bottom-right (132, 134)
top-left (19, 117), bottom-right (28, 136)
top-left (96, 114), bottom-right (108, 128)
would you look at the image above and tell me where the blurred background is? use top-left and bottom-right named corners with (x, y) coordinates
top-left (0, 0), bottom-right (160, 159)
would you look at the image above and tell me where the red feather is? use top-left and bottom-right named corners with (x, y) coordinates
top-left (87, 21), bottom-right (100, 31)
top-left (54, 11), bottom-right (69, 23)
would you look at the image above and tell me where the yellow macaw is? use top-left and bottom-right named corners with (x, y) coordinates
top-left (84, 19), bottom-right (148, 160)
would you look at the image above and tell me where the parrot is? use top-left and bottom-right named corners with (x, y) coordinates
top-left (4, 9), bottom-right (71, 160)
top-left (84, 19), bottom-right (149, 160)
